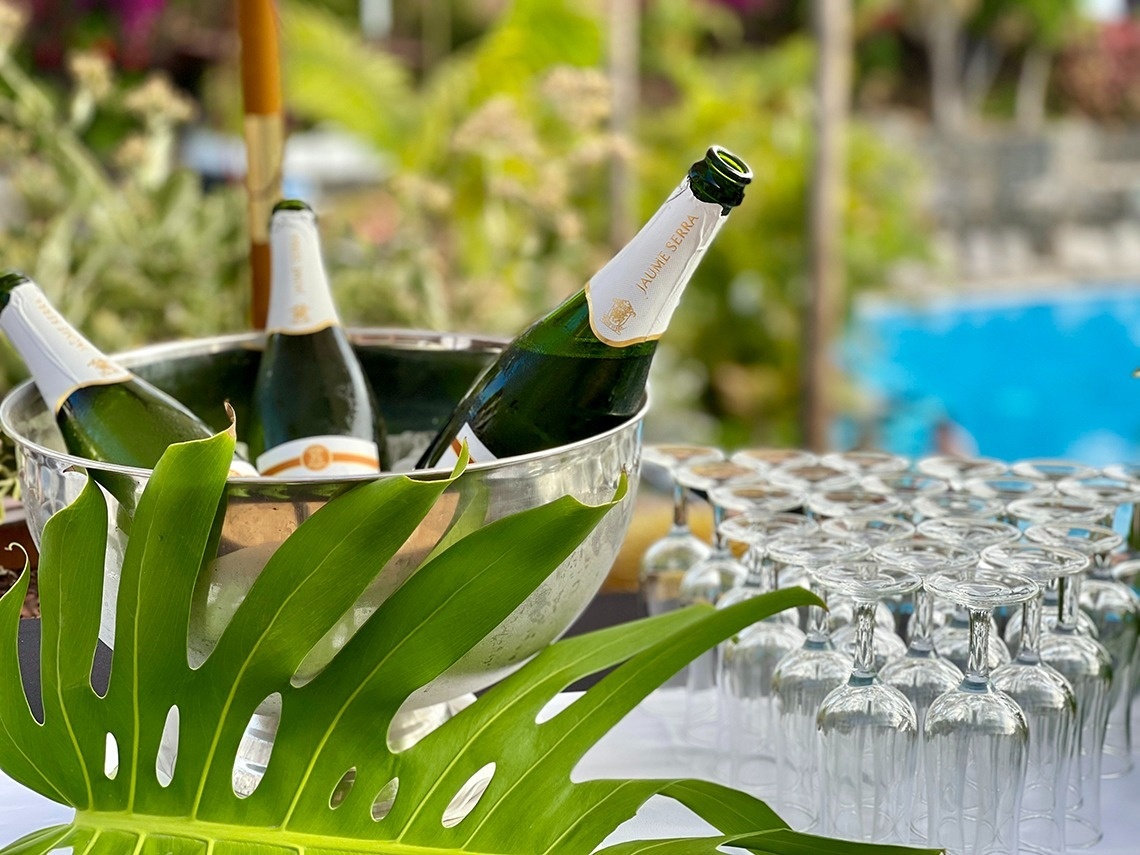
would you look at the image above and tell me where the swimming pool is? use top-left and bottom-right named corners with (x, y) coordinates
top-left (841, 284), bottom-right (1140, 465)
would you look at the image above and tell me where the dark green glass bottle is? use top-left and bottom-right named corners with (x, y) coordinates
top-left (0, 271), bottom-right (255, 477)
top-left (247, 200), bottom-right (389, 477)
top-left (416, 145), bottom-right (751, 469)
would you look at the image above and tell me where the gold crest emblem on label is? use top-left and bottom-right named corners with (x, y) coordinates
top-left (602, 298), bottom-right (636, 335)
top-left (301, 444), bottom-right (331, 471)
top-left (87, 357), bottom-right (120, 377)
top-left (291, 305), bottom-right (311, 326)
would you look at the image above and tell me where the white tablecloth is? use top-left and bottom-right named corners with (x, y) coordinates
top-left (0, 689), bottom-right (1136, 852)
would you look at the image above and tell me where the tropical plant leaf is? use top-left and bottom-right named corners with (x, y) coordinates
top-left (0, 431), bottom-right (936, 854)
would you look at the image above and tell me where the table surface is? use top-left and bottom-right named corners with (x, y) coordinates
top-left (0, 686), bottom-right (1136, 852)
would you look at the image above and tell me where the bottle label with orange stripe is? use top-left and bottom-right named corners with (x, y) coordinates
top-left (256, 435), bottom-right (380, 477)
top-left (433, 422), bottom-right (497, 468)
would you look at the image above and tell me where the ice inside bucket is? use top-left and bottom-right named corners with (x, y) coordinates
top-left (0, 328), bottom-right (644, 708)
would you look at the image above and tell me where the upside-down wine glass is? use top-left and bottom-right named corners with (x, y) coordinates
top-left (715, 512), bottom-right (816, 797)
top-left (1026, 521), bottom-right (1138, 780)
top-left (862, 472), bottom-right (949, 522)
top-left (806, 486), bottom-right (905, 521)
top-left (982, 542), bottom-right (1085, 855)
top-left (768, 537), bottom-right (866, 832)
top-left (912, 492), bottom-right (1005, 524)
top-left (1060, 466), bottom-right (1140, 777)
top-left (921, 517), bottom-right (1020, 673)
top-left (816, 560), bottom-right (922, 845)
top-left (638, 444), bottom-right (724, 618)
top-left (1027, 536), bottom-right (1114, 850)
top-left (673, 460), bottom-right (756, 745)
top-left (964, 474), bottom-right (1055, 525)
top-left (820, 449), bottom-right (911, 477)
top-left (916, 455), bottom-right (1007, 492)
top-left (923, 567), bottom-right (1039, 855)
top-left (821, 514), bottom-right (914, 635)
top-left (731, 447), bottom-right (818, 473)
top-left (873, 536), bottom-right (976, 843)
top-left (1011, 458), bottom-right (1098, 484)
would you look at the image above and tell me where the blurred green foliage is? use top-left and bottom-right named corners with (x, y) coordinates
top-left (274, 0), bottom-right (930, 446)
top-left (0, 0), bottom-right (932, 453)
top-left (0, 4), bottom-right (249, 393)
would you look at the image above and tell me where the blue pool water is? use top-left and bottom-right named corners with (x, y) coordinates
top-left (841, 285), bottom-right (1140, 465)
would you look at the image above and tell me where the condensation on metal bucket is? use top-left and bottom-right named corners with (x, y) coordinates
top-left (0, 329), bottom-right (644, 715)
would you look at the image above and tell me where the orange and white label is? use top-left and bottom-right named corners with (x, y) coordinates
top-left (256, 435), bottom-right (380, 478)
top-left (585, 186), bottom-right (725, 347)
top-left (434, 422), bottom-right (497, 468)
top-left (0, 282), bottom-right (132, 413)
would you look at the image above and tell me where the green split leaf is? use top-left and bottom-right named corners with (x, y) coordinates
top-left (0, 431), bottom-right (937, 854)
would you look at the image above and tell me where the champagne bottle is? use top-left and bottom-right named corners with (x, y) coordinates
top-left (416, 145), bottom-right (752, 469)
top-left (0, 271), bottom-right (256, 476)
top-left (247, 200), bottom-right (389, 477)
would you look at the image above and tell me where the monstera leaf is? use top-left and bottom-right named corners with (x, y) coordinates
top-left (0, 431), bottom-right (933, 854)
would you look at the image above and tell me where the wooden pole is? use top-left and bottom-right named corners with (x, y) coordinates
top-left (803, 0), bottom-right (852, 451)
top-left (607, 0), bottom-right (639, 248)
top-left (237, 0), bottom-right (284, 330)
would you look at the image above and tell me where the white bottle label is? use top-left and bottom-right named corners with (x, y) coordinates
top-left (433, 422), bottom-right (497, 468)
top-left (256, 435), bottom-right (381, 477)
top-left (265, 208), bottom-right (340, 335)
top-left (586, 188), bottom-right (725, 346)
top-left (0, 282), bottom-right (132, 414)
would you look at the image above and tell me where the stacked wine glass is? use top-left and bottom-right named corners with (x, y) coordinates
top-left (637, 447), bottom-right (1140, 854)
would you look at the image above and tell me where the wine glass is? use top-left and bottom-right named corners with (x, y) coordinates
top-left (1025, 521), bottom-right (1137, 780)
top-left (917, 455), bottom-right (1006, 492)
top-left (674, 459), bottom-right (756, 745)
top-left (816, 560), bottom-right (922, 844)
top-left (923, 567), bottom-right (1039, 855)
top-left (731, 447), bottom-right (818, 472)
top-left (920, 517), bottom-right (1020, 673)
top-left (806, 486), bottom-right (904, 520)
top-left (1006, 495), bottom-right (1114, 531)
top-left (964, 475), bottom-right (1055, 525)
top-left (768, 462), bottom-right (859, 495)
top-left (821, 514), bottom-right (915, 635)
top-left (638, 444), bottom-right (724, 618)
top-left (769, 538), bottom-right (865, 832)
top-left (981, 542), bottom-right (1083, 855)
top-left (873, 537), bottom-right (976, 843)
top-left (912, 492), bottom-right (1005, 524)
top-left (821, 449), bottom-right (910, 477)
top-left (862, 472), bottom-right (949, 521)
top-left (718, 512), bottom-right (817, 620)
top-left (1033, 547), bottom-right (1114, 849)
top-left (1058, 473), bottom-right (1140, 535)
top-left (715, 514), bottom-right (816, 797)
top-left (1011, 458), bottom-right (1098, 484)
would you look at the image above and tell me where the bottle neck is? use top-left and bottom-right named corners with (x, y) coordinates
top-left (266, 210), bottom-right (341, 335)
top-left (584, 177), bottom-right (729, 348)
top-left (0, 281), bottom-right (130, 413)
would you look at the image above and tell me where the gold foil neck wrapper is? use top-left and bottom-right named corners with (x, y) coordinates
top-left (244, 113), bottom-right (284, 244)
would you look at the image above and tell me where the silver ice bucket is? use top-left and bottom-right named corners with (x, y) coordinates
top-left (0, 329), bottom-right (644, 708)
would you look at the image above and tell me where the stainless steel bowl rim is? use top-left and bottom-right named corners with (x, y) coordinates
top-left (0, 328), bottom-right (650, 481)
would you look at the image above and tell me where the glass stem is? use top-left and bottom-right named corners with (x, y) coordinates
top-left (909, 587), bottom-right (934, 653)
top-left (670, 483), bottom-right (689, 534)
top-left (710, 504), bottom-right (728, 555)
top-left (1057, 573), bottom-right (1082, 631)
top-left (851, 600), bottom-right (877, 681)
top-left (1128, 501), bottom-right (1140, 554)
top-left (807, 579), bottom-right (831, 645)
top-left (964, 606), bottom-right (992, 686)
top-left (1016, 594), bottom-right (1042, 665)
